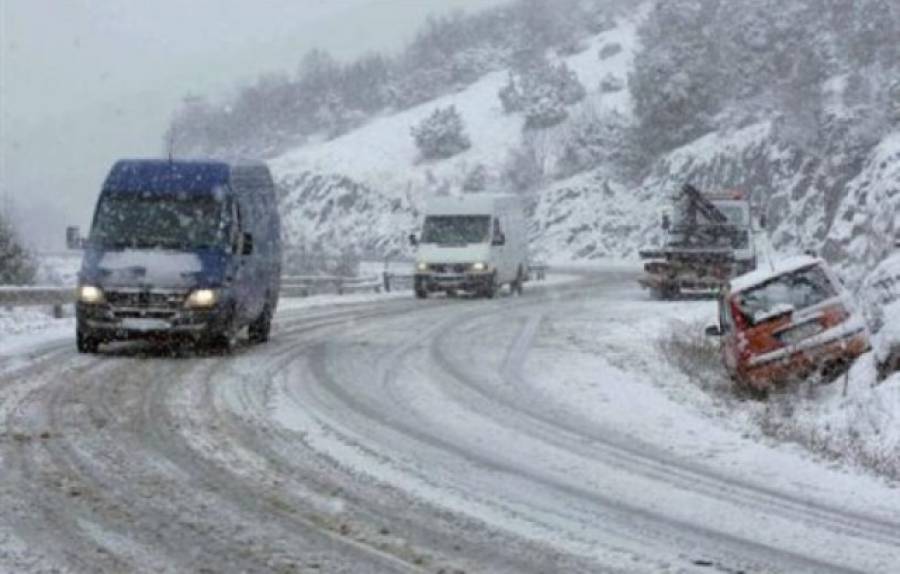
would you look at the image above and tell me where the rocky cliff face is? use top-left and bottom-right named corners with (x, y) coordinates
top-left (529, 122), bottom-right (897, 277)
top-left (827, 133), bottom-right (900, 276)
top-left (277, 171), bottom-right (416, 259)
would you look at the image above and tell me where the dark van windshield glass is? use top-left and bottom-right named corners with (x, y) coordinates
top-left (736, 264), bottom-right (837, 325)
top-left (421, 215), bottom-right (490, 245)
top-left (91, 193), bottom-right (232, 250)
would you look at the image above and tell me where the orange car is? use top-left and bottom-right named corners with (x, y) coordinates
top-left (707, 256), bottom-right (871, 392)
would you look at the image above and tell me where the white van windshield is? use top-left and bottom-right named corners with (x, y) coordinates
top-left (421, 215), bottom-right (490, 245)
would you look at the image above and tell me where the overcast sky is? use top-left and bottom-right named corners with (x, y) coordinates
top-left (1, 0), bottom-right (507, 249)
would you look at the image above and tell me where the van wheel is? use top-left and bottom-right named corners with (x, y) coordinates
top-left (482, 273), bottom-right (498, 299)
top-left (76, 327), bottom-right (100, 354)
top-left (415, 289), bottom-right (428, 299)
top-left (249, 304), bottom-right (272, 344)
top-left (206, 332), bottom-right (236, 354)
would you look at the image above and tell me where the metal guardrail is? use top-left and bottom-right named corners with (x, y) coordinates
top-left (0, 286), bottom-right (74, 317)
top-left (382, 264), bottom-right (549, 292)
top-left (0, 275), bottom-right (387, 314)
top-left (529, 264), bottom-right (548, 281)
top-left (281, 275), bottom-right (383, 297)
top-left (382, 272), bottom-right (414, 293)
top-left (0, 264), bottom-right (550, 312)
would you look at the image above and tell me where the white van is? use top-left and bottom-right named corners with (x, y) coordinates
top-left (410, 194), bottom-right (528, 299)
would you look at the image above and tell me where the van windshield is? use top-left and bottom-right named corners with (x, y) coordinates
top-left (90, 193), bottom-right (233, 250)
top-left (421, 215), bottom-right (490, 245)
top-left (735, 264), bottom-right (837, 325)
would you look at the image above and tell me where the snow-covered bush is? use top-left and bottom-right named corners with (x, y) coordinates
top-left (0, 215), bottom-right (36, 285)
top-left (599, 73), bottom-right (625, 93)
top-left (553, 62), bottom-right (587, 106)
top-left (657, 320), bottom-right (730, 393)
top-left (462, 164), bottom-right (490, 192)
top-left (411, 106), bottom-right (472, 160)
top-left (498, 73), bottom-right (523, 113)
top-left (598, 42), bottom-right (622, 60)
top-left (557, 37), bottom-right (588, 57)
top-left (498, 56), bottom-right (585, 129)
top-left (524, 87), bottom-right (569, 130)
top-left (556, 107), bottom-right (637, 179)
top-left (502, 132), bottom-right (554, 193)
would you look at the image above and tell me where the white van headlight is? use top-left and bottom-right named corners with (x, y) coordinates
top-left (77, 285), bottom-right (105, 304)
top-left (185, 289), bottom-right (218, 308)
top-left (416, 262), bottom-right (429, 272)
top-left (471, 262), bottom-right (488, 272)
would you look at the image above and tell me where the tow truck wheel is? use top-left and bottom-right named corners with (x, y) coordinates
top-left (76, 327), bottom-right (100, 354)
top-left (483, 272), bottom-right (498, 299)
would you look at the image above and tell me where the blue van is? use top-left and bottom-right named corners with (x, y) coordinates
top-left (75, 159), bottom-right (282, 353)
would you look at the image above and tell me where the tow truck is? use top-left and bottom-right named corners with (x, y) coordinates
top-left (639, 184), bottom-right (758, 299)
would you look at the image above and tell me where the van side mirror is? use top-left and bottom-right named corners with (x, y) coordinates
top-left (492, 232), bottom-right (506, 246)
top-left (408, 233), bottom-right (419, 247)
top-left (759, 214), bottom-right (767, 230)
top-left (241, 232), bottom-right (254, 255)
top-left (661, 214), bottom-right (671, 232)
top-left (66, 226), bottom-right (84, 250)
top-left (705, 324), bottom-right (722, 338)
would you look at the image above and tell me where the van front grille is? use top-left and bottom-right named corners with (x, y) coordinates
top-left (105, 290), bottom-right (187, 309)
top-left (430, 263), bottom-right (469, 274)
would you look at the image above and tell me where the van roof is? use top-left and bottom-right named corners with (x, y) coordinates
top-left (425, 194), bottom-right (520, 216)
top-left (103, 159), bottom-right (267, 194)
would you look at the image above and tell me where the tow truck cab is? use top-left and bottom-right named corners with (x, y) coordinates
top-left (75, 160), bottom-right (281, 352)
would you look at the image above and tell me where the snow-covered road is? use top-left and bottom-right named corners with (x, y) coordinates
top-left (2, 270), bottom-right (899, 573)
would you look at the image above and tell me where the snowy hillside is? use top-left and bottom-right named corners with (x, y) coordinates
top-left (269, 13), bottom-right (642, 258)
top-left (268, 0), bottom-right (897, 276)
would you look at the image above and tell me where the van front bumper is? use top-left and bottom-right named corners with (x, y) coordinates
top-left (415, 272), bottom-right (493, 293)
top-left (76, 298), bottom-right (234, 341)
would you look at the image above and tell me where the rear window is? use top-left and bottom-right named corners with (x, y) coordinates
top-left (735, 264), bottom-right (837, 325)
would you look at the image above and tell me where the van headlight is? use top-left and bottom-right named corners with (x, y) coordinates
top-left (77, 285), bottom-right (105, 304)
top-left (416, 262), bottom-right (429, 272)
top-left (185, 289), bottom-right (218, 308)
top-left (471, 262), bottom-right (488, 272)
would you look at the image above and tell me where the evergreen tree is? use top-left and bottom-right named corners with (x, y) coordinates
top-left (411, 106), bottom-right (472, 160)
top-left (0, 215), bottom-right (36, 285)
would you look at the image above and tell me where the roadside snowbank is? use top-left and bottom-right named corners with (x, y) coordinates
top-left (759, 355), bottom-right (900, 479)
top-left (0, 307), bottom-right (74, 357)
